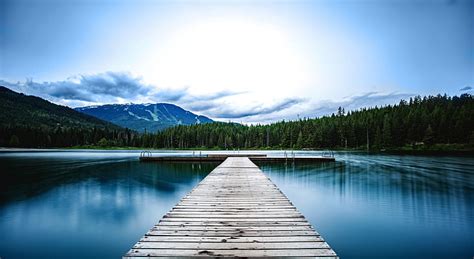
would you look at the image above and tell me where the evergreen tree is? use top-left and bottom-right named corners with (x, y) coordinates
top-left (9, 135), bottom-right (19, 147)
top-left (1, 93), bottom-right (472, 149)
top-left (423, 125), bottom-right (434, 145)
top-left (296, 131), bottom-right (304, 149)
top-left (382, 115), bottom-right (392, 147)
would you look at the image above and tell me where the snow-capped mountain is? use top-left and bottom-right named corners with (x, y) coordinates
top-left (75, 103), bottom-right (213, 132)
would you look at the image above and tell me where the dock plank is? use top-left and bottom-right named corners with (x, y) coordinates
top-left (124, 157), bottom-right (337, 258)
top-left (126, 249), bottom-right (337, 258)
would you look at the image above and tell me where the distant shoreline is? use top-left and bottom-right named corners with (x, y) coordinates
top-left (1, 146), bottom-right (472, 156)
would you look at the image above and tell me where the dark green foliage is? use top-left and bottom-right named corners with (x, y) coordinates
top-left (8, 135), bottom-right (19, 147)
top-left (423, 125), bottom-right (434, 145)
top-left (97, 138), bottom-right (109, 147)
top-left (0, 86), bottom-right (138, 148)
top-left (1, 85), bottom-right (472, 150)
top-left (0, 86), bottom-right (120, 130)
top-left (143, 94), bottom-right (473, 150)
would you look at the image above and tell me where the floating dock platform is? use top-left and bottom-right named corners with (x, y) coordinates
top-left (124, 157), bottom-right (337, 258)
top-left (139, 153), bottom-right (336, 163)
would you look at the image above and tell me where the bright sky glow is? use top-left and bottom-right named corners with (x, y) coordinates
top-left (147, 19), bottom-right (310, 100)
top-left (1, 0), bottom-right (473, 123)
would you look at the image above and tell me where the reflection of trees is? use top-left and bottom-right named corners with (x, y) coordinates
top-left (0, 158), bottom-right (217, 204)
top-left (259, 154), bottom-right (474, 225)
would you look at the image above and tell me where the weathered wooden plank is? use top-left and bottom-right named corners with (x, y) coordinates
top-left (180, 197), bottom-right (288, 200)
top-left (145, 230), bottom-right (318, 236)
top-left (124, 157), bottom-right (336, 258)
top-left (140, 235), bottom-right (324, 243)
top-left (163, 215), bottom-right (304, 219)
top-left (181, 197), bottom-right (285, 200)
top-left (172, 206), bottom-right (297, 209)
top-left (156, 221), bottom-right (312, 226)
top-left (186, 194), bottom-right (284, 197)
top-left (151, 226), bottom-right (314, 231)
top-left (158, 219), bottom-right (310, 224)
top-left (166, 211), bottom-right (301, 215)
top-left (177, 202), bottom-right (292, 205)
top-left (186, 192), bottom-right (283, 195)
top-left (170, 209), bottom-right (299, 213)
top-left (165, 213), bottom-right (303, 217)
top-left (133, 241), bottom-right (330, 249)
top-left (173, 207), bottom-right (297, 210)
top-left (160, 218), bottom-right (308, 222)
top-left (125, 248), bottom-right (337, 257)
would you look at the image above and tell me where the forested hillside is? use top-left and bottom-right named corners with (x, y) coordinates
top-left (0, 86), bottom-right (138, 147)
top-left (145, 94), bottom-right (473, 150)
top-left (1, 86), bottom-right (472, 151)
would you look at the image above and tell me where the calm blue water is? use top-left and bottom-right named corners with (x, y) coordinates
top-left (0, 150), bottom-right (473, 258)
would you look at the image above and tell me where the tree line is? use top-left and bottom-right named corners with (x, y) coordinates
top-left (145, 94), bottom-right (473, 150)
top-left (1, 93), bottom-right (472, 150)
top-left (0, 126), bottom-right (140, 148)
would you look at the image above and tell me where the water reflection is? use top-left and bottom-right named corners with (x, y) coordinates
top-left (0, 153), bottom-right (217, 258)
top-left (0, 155), bottom-right (215, 203)
top-left (259, 154), bottom-right (474, 258)
top-left (0, 151), bottom-right (473, 258)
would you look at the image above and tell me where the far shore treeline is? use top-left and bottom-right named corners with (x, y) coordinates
top-left (147, 94), bottom-right (473, 151)
top-left (1, 88), bottom-right (473, 152)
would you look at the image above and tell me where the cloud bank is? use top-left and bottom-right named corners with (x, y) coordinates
top-left (0, 72), bottom-right (243, 110)
top-left (229, 92), bottom-right (414, 124)
top-left (0, 72), bottom-right (190, 106)
top-left (0, 72), bottom-right (414, 123)
top-left (197, 98), bottom-right (305, 120)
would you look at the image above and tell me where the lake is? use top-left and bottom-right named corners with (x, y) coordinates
top-left (0, 150), bottom-right (473, 258)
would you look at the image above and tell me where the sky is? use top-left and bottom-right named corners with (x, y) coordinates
top-left (1, 0), bottom-right (473, 123)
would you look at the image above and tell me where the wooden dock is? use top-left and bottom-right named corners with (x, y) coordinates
top-left (139, 154), bottom-right (335, 163)
top-left (124, 157), bottom-right (337, 258)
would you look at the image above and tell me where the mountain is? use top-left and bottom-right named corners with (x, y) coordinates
top-left (0, 86), bottom-right (121, 130)
top-left (75, 103), bottom-right (213, 132)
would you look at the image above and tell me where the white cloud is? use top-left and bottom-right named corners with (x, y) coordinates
top-left (0, 73), bottom-right (414, 124)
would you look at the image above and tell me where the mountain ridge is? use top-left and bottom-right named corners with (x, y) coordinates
top-left (75, 103), bottom-right (213, 132)
top-left (0, 85), bottom-right (134, 147)
top-left (0, 86), bottom-right (122, 130)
